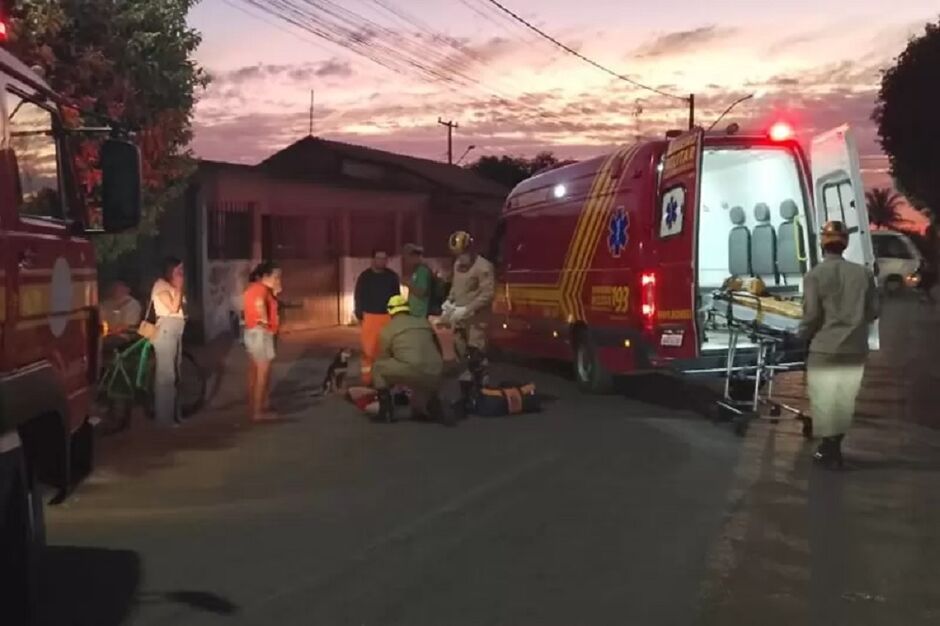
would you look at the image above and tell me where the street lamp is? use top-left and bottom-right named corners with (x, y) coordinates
top-left (456, 145), bottom-right (476, 165)
top-left (707, 94), bottom-right (755, 132)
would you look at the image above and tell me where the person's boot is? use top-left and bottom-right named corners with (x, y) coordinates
top-left (428, 393), bottom-right (456, 427)
top-left (373, 389), bottom-right (395, 424)
top-left (456, 381), bottom-right (475, 419)
top-left (832, 434), bottom-right (845, 468)
top-left (813, 436), bottom-right (844, 469)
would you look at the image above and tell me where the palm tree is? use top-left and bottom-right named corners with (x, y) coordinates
top-left (866, 187), bottom-right (903, 228)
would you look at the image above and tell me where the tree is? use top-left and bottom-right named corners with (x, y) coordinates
top-left (467, 151), bottom-right (575, 188)
top-left (866, 187), bottom-right (903, 229)
top-left (873, 18), bottom-right (940, 241)
top-left (9, 0), bottom-right (209, 262)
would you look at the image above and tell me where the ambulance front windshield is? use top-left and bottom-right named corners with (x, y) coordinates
top-left (697, 146), bottom-right (811, 293)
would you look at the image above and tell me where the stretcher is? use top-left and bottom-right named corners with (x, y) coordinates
top-left (708, 289), bottom-right (813, 437)
top-left (720, 292), bottom-right (803, 333)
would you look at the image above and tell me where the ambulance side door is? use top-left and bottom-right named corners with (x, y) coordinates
top-left (810, 124), bottom-right (879, 350)
top-left (653, 129), bottom-right (703, 359)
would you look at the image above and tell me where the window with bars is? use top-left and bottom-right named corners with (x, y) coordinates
top-left (207, 202), bottom-right (254, 260)
top-left (262, 215), bottom-right (335, 260)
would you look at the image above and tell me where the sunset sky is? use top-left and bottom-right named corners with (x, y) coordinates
top-left (189, 0), bottom-right (937, 227)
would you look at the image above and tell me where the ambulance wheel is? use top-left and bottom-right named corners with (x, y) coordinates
top-left (574, 330), bottom-right (614, 394)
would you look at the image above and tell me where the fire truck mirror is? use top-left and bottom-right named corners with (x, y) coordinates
top-left (101, 138), bottom-right (142, 233)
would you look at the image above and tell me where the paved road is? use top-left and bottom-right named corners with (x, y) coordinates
top-left (39, 298), bottom-right (940, 625)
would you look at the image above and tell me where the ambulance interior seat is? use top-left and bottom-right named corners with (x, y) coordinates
top-left (776, 199), bottom-right (806, 284)
top-left (728, 206), bottom-right (751, 277)
top-left (699, 205), bottom-right (751, 342)
top-left (750, 202), bottom-right (778, 285)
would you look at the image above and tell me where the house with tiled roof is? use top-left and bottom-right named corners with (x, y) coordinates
top-left (152, 136), bottom-right (508, 341)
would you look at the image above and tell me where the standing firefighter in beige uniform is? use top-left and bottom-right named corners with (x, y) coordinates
top-left (440, 231), bottom-right (495, 412)
top-left (800, 221), bottom-right (880, 470)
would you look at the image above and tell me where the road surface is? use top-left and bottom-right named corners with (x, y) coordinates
top-left (39, 297), bottom-right (940, 625)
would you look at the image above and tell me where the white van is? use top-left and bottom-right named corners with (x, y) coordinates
top-left (872, 230), bottom-right (922, 293)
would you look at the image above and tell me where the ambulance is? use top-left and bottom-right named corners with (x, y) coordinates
top-left (489, 123), bottom-right (877, 392)
top-left (0, 37), bottom-right (141, 617)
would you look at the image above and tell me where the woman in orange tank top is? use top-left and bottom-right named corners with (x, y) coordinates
top-left (243, 261), bottom-right (282, 422)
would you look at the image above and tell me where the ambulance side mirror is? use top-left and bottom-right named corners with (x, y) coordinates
top-left (101, 138), bottom-right (142, 233)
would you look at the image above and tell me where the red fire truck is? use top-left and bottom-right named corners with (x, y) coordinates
top-left (490, 123), bottom-right (877, 392)
top-left (0, 39), bottom-right (141, 619)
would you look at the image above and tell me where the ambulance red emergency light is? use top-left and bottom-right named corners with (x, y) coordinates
top-left (490, 123), bottom-right (877, 392)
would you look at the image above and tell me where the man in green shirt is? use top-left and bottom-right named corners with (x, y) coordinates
top-left (402, 243), bottom-right (433, 318)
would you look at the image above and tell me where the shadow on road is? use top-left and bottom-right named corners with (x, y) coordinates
top-left (268, 346), bottom-right (344, 415)
top-left (38, 546), bottom-right (241, 625)
top-left (38, 546), bottom-right (140, 626)
top-left (138, 590), bottom-right (240, 616)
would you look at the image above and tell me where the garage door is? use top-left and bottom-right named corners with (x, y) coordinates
top-left (262, 214), bottom-right (339, 330)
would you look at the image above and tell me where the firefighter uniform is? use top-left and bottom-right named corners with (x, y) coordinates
top-left (446, 253), bottom-right (495, 391)
top-left (372, 295), bottom-right (447, 423)
top-left (800, 220), bottom-right (879, 468)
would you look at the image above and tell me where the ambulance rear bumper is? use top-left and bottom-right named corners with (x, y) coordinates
top-left (588, 326), bottom-right (806, 377)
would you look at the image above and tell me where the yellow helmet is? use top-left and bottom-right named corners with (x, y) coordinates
top-left (448, 230), bottom-right (474, 255)
top-left (820, 220), bottom-right (849, 248)
top-left (387, 294), bottom-right (410, 315)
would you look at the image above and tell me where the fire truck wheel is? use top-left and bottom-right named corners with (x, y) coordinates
top-left (574, 330), bottom-right (614, 394)
top-left (0, 447), bottom-right (46, 624)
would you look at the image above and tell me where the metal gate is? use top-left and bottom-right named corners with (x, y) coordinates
top-left (262, 214), bottom-right (339, 330)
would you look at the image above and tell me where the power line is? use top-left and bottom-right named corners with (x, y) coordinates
top-left (233, 0), bottom-right (553, 119)
top-left (480, 0), bottom-right (688, 103)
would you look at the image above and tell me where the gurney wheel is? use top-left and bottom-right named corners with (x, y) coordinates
top-left (769, 405), bottom-right (781, 418)
top-left (733, 416), bottom-right (749, 437)
top-left (799, 415), bottom-right (813, 439)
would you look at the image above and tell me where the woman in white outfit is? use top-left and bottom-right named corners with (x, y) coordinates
top-left (151, 257), bottom-right (187, 426)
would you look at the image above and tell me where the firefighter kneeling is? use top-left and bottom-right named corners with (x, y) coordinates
top-left (439, 230), bottom-right (495, 416)
top-left (372, 295), bottom-right (453, 425)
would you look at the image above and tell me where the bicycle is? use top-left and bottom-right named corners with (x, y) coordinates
top-left (96, 333), bottom-right (207, 433)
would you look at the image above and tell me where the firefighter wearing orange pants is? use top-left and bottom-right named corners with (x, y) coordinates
top-left (439, 231), bottom-right (495, 412)
top-left (354, 249), bottom-right (401, 386)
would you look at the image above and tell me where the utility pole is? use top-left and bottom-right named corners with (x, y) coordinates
top-left (309, 90), bottom-right (315, 136)
top-left (438, 117), bottom-right (458, 164)
top-left (688, 94), bottom-right (695, 130)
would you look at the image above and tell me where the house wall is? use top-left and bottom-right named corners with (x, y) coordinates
top-left (191, 166), bottom-right (501, 341)
top-left (204, 259), bottom-right (253, 340)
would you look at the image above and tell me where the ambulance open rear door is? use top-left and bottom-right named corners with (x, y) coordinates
top-left (810, 124), bottom-right (880, 350)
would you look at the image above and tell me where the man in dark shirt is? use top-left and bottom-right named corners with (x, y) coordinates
top-left (799, 221), bottom-right (879, 469)
top-left (354, 249), bottom-right (400, 386)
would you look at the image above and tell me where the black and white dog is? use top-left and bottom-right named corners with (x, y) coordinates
top-left (316, 348), bottom-right (352, 395)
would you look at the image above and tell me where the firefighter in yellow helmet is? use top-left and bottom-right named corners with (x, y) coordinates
top-left (799, 220), bottom-right (879, 469)
top-left (372, 295), bottom-right (451, 425)
top-left (440, 230), bottom-right (495, 415)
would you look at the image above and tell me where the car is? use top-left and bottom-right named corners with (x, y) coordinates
top-left (872, 230), bottom-right (922, 294)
